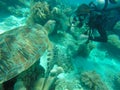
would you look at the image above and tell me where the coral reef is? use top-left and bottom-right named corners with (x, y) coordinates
top-left (49, 30), bottom-right (95, 71)
top-left (42, 31), bottom-right (77, 72)
top-left (114, 21), bottom-right (120, 31)
top-left (108, 34), bottom-right (120, 49)
top-left (28, 0), bottom-right (70, 33)
top-left (0, 0), bottom-right (29, 16)
top-left (51, 6), bottom-right (69, 33)
top-left (98, 34), bottom-right (120, 59)
top-left (1, 0), bottom-right (120, 90)
top-left (8, 6), bottom-right (29, 17)
top-left (80, 71), bottom-right (108, 90)
top-left (28, 1), bottom-right (50, 25)
top-left (55, 79), bottom-right (83, 90)
top-left (51, 45), bottom-right (74, 72)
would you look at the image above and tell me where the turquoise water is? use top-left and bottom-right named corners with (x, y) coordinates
top-left (0, 0), bottom-right (120, 90)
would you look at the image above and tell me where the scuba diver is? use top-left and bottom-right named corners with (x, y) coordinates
top-left (71, 0), bottom-right (120, 42)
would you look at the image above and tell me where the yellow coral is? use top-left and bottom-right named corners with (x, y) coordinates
top-left (31, 1), bottom-right (50, 19)
top-left (28, 1), bottom-right (51, 25)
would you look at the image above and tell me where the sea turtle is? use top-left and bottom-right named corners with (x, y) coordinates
top-left (0, 20), bottom-right (56, 84)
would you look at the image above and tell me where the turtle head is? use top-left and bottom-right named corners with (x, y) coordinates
top-left (44, 20), bottom-right (56, 34)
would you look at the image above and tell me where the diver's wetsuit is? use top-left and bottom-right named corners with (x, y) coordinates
top-left (74, 3), bottom-right (120, 42)
top-left (87, 10), bottom-right (120, 42)
top-left (87, 11), bottom-right (108, 42)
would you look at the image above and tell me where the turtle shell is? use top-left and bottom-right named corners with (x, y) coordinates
top-left (0, 24), bottom-right (51, 84)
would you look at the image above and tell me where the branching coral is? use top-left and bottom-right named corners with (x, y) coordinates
top-left (28, 1), bottom-right (50, 25)
top-left (32, 1), bottom-right (50, 19)
top-left (80, 71), bottom-right (108, 90)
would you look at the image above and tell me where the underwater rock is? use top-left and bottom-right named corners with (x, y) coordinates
top-left (80, 71), bottom-right (108, 90)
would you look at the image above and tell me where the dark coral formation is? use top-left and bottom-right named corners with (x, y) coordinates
top-left (80, 71), bottom-right (108, 90)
